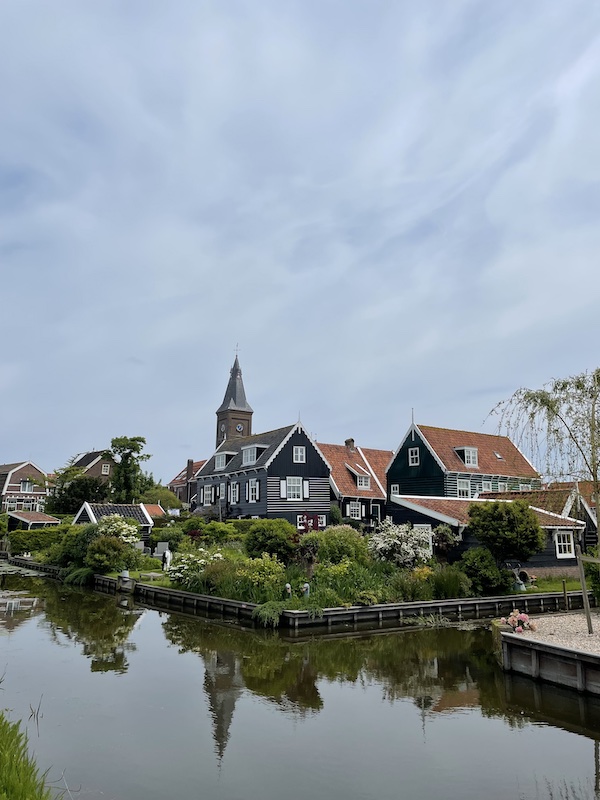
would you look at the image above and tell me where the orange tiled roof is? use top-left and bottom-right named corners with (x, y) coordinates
top-left (169, 460), bottom-right (206, 487)
top-left (479, 489), bottom-right (572, 516)
top-left (549, 480), bottom-right (596, 508)
top-left (318, 442), bottom-right (393, 500)
top-left (393, 495), bottom-right (584, 529)
top-left (142, 503), bottom-right (166, 517)
top-left (416, 425), bottom-right (539, 478)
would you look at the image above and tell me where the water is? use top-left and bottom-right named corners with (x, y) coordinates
top-left (1, 576), bottom-right (599, 800)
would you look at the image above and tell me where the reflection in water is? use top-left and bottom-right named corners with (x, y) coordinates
top-left (1, 575), bottom-right (142, 673)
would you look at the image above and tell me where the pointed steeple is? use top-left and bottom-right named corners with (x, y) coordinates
top-left (216, 357), bottom-right (253, 447)
top-left (216, 357), bottom-right (253, 414)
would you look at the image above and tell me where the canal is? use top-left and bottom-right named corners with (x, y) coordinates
top-left (1, 575), bottom-right (599, 800)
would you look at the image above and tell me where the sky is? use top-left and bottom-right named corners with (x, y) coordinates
top-left (2, 1), bottom-right (600, 484)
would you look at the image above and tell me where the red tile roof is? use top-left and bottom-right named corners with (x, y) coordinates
top-left (168, 460), bottom-right (206, 487)
top-left (142, 504), bottom-right (166, 518)
top-left (7, 511), bottom-right (60, 524)
top-left (549, 481), bottom-right (596, 508)
top-left (392, 495), bottom-right (584, 529)
top-left (479, 489), bottom-right (572, 516)
top-left (318, 442), bottom-right (393, 500)
top-left (416, 425), bottom-right (539, 478)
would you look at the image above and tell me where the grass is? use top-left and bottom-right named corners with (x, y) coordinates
top-left (0, 711), bottom-right (53, 800)
top-left (527, 576), bottom-right (581, 593)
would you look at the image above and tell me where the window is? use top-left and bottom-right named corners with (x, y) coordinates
top-left (457, 479), bottom-right (471, 498)
top-left (219, 482), bottom-right (226, 500)
top-left (242, 447), bottom-right (257, 465)
top-left (482, 481), bottom-right (492, 493)
top-left (317, 514), bottom-right (327, 529)
top-left (555, 531), bottom-right (575, 559)
top-left (348, 501), bottom-right (362, 519)
top-left (203, 485), bottom-right (213, 506)
top-left (249, 478), bottom-right (259, 503)
top-left (286, 477), bottom-right (303, 500)
top-left (101, 463), bottom-right (110, 476)
top-left (20, 480), bottom-right (34, 493)
top-left (408, 447), bottom-right (420, 467)
top-left (357, 475), bottom-right (371, 489)
top-left (390, 484), bottom-right (399, 495)
top-left (464, 448), bottom-right (478, 466)
top-left (371, 505), bottom-right (381, 523)
top-left (215, 454), bottom-right (227, 470)
top-left (498, 482), bottom-right (507, 492)
top-left (231, 482), bottom-right (239, 504)
top-left (519, 484), bottom-right (531, 491)
top-left (293, 446), bottom-right (306, 463)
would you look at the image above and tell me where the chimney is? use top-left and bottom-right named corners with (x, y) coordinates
top-left (345, 438), bottom-right (355, 451)
top-left (186, 459), bottom-right (194, 481)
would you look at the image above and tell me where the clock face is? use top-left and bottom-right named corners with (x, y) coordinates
top-left (220, 423), bottom-right (225, 432)
top-left (236, 423), bottom-right (244, 432)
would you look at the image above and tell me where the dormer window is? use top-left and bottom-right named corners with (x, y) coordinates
top-left (456, 447), bottom-right (478, 467)
top-left (20, 480), bottom-right (34, 493)
top-left (357, 475), bottom-right (371, 489)
top-left (215, 454), bottom-right (227, 470)
top-left (242, 446), bottom-right (257, 466)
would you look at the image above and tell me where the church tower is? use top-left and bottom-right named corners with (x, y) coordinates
top-left (216, 356), bottom-right (253, 447)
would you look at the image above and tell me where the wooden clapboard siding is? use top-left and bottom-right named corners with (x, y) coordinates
top-left (266, 476), bottom-right (330, 516)
top-left (387, 430), bottom-right (445, 497)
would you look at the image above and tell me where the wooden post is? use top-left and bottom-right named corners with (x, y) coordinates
top-left (576, 544), bottom-right (594, 635)
top-left (562, 579), bottom-right (568, 611)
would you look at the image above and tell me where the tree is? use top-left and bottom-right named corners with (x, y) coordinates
top-left (46, 457), bottom-right (109, 514)
top-left (492, 368), bottom-right (600, 508)
top-left (467, 500), bottom-right (545, 564)
top-left (139, 484), bottom-right (182, 511)
top-left (104, 436), bottom-right (151, 504)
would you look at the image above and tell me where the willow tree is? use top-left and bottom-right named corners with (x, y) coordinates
top-left (491, 368), bottom-right (600, 510)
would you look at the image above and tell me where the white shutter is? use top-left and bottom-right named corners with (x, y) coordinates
top-left (245, 482), bottom-right (249, 502)
top-left (361, 504), bottom-right (366, 517)
top-left (256, 480), bottom-right (260, 501)
top-left (280, 479), bottom-right (287, 499)
top-left (199, 486), bottom-right (204, 504)
top-left (303, 480), bottom-right (310, 499)
top-left (227, 483), bottom-right (231, 502)
top-left (345, 503), bottom-right (350, 515)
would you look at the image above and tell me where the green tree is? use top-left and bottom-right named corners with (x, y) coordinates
top-left (245, 519), bottom-right (298, 563)
top-left (46, 475), bottom-right (109, 514)
top-left (139, 484), bottom-right (182, 510)
top-left (492, 368), bottom-right (600, 513)
top-left (467, 500), bottom-right (545, 564)
top-left (104, 436), bottom-right (151, 504)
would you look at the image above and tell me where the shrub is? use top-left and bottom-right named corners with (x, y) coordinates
top-left (228, 519), bottom-right (257, 536)
top-left (8, 526), bottom-right (68, 556)
top-left (182, 516), bottom-right (206, 535)
top-left (139, 555), bottom-right (163, 570)
top-left (430, 564), bottom-right (471, 599)
top-left (316, 525), bottom-right (369, 564)
top-left (232, 554), bottom-right (287, 603)
top-left (329, 504), bottom-right (343, 525)
top-left (460, 547), bottom-right (514, 596)
top-left (312, 558), bottom-right (385, 604)
top-left (167, 549), bottom-right (224, 589)
top-left (368, 520), bottom-right (431, 568)
top-left (84, 536), bottom-right (129, 573)
top-left (63, 567), bottom-right (95, 586)
top-left (57, 524), bottom-right (102, 567)
top-left (468, 500), bottom-right (546, 563)
top-left (96, 514), bottom-right (140, 545)
top-left (583, 546), bottom-right (600, 601)
top-left (149, 525), bottom-right (185, 552)
top-left (384, 569), bottom-right (434, 602)
top-left (202, 521), bottom-right (237, 544)
top-left (245, 519), bottom-right (298, 563)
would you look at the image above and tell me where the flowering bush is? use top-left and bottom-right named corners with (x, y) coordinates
top-left (167, 549), bottom-right (223, 588)
top-left (500, 608), bottom-right (537, 634)
top-left (368, 520), bottom-right (431, 568)
top-left (97, 514), bottom-right (140, 545)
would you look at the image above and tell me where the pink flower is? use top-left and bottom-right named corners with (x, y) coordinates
top-left (500, 617), bottom-right (507, 624)
top-left (516, 626), bottom-right (523, 633)
top-left (518, 613), bottom-right (529, 622)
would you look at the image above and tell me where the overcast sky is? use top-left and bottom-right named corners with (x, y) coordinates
top-left (2, 1), bottom-right (600, 483)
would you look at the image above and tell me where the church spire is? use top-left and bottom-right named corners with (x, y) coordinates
top-left (216, 357), bottom-right (253, 447)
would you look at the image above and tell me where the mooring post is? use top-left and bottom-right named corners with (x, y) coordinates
top-left (562, 579), bottom-right (568, 611)
top-left (576, 545), bottom-right (593, 635)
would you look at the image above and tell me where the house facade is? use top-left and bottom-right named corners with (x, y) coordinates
top-left (70, 451), bottom-right (116, 483)
top-left (168, 459), bottom-right (207, 508)
top-left (197, 423), bottom-right (331, 529)
top-left (388, 494), bottom-right (585, 573)
top-left (318, 438), bottom-right (393, 528)
top-left (0, 462), bottom-right (48, 513)
top-left (386, 424), bottom-right (541, 501)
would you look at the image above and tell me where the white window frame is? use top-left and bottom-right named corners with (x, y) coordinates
top-left (519, 484), bottom-right (531, 491)
top-left (219, 482), bottom-right (226, 500)
top-left (482, 481), bottom-right (492, 493)
top-left (464, 448), bottom-right (478, 467)
top-left (348, 501), bottom-right (361, 519)
top-left (357, 475), bottom-right (371, 489)
top-left (101, 463), bottom-right (110, 476)
top-left (215, 454), bottom-right (227, 470)
top-left (457, 479), bottom-right (471, 498)
top-left (498, 482), bottom-right (507, 493)
top-left (293, 446), bottom-right (306, 464)
top-left (286, 476), bottom-right (303, 501)
top-left (231, 482), bottom-right (239, 504)
top-left (317, 514), bottom-right (326, 529)
top-left (20, 480), bottom-right (34, 493)
top-left (390, 483), bottom-right (400, 495)
top-left (408, 447), bottom-right (420, 467)
top-left (242, 447), bottom-right (257, 466)
top-left (203, 485), bottom-right (213, 506)
top-left (555, 531), bottom-right (575, 559)
top-left (249, 478), bottom-right (258, 503)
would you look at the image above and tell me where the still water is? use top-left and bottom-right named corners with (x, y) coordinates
top-left (1, 576), bottom-right (599, 800)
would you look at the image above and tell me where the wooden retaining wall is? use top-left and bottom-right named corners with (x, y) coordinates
top-left (7, 557), bottom-right (61, 578)
top-left (501, 633), bottom-right (600, 695)
top-left (93, 572), bottom-right (596, 632)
